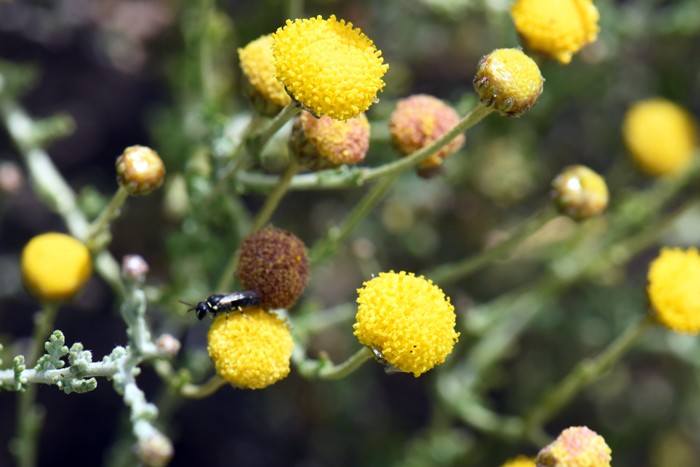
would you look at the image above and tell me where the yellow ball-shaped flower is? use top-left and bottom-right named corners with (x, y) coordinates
top-left (238, 35), bottom-right (292, 110)
top-left (647, 247), bottom-right (700, 334)
top-left (500, 456), bottom-right (536, 467)
top-left (354, 271), bottom-right (459, 377)
top-left (207, 308), bottom-right (294, 389)
top-left (511, 0), bottom-right (600, 64)
top-left (21, 232), bottom-right (92, 302)
top-left (116, 145), bottom-right (166, 196)
top-left (272, 15), bottom-right (389, 121)
top-left (473, 48), bottom-right (544, 117)
top-left (536, 426), bottom-right (611, 467)
top-left (551, 165), bottom-right (609, 221)
top-left (623, 99), bottom-right (699, 177)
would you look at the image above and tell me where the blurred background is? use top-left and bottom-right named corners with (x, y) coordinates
top-left (1, 0), bottom-right (700, 466)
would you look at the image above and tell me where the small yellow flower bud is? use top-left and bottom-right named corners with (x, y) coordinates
top-left (289, 111), bottom-right (370, 170)
top-left (272, 15), bottom-right (389, 121)
top-left (511, 0), bottom-right (600, 64)
top-left (238, 35), bottom-right (292, 116)
top-left (116, 145), bottom-right (166, 196)
top-left (622, 99), bottom-right (699, 177)
top-left (647, 247), bottom-right (700, 335)
top-left (21, 233), bottom-right (92, 302)
top-left (207, 309), bottom-right (294, 389)
top-left (501, 456), bottom-right (536, 467)
top-left (551, 165), bottom-right (609, 220)
top-left (135, 432), bottom-right (174, 467)
top-left (473, 48), bottom-right (544, 117)
top-left (389, 94), bottom-right (465, 175)
top-left (354, 271), bottom-right (459, 377)
top-left (536, 426), bottom-right (611, 467)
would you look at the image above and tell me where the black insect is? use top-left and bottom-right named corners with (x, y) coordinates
top-left (180, 290), bottom-right (261, 320)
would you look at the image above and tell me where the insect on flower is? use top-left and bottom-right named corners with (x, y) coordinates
top-left (180, 290), bottom-right (261, 320)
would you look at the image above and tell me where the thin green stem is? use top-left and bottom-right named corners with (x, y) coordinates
top-left (235, 103), bottom-right (494, 191)
top-left (426, 207), bottom-right (558, 285)
top-left (86, 186), bottom-right (129, 252)
top-left (288, 0), bottom-right (303, 19)
top-left (296, 346), bottom-right (374, 381)
top-left (12, 303), bottom-right (59, 467)
top-left (310, 172), bottom-right (400, 264)
top-left (248, 102), bottom-right (301, 158)
top-left (525, 315), bottom-right (655, 440)
top-left (180, 374), bottom-right (228, 399)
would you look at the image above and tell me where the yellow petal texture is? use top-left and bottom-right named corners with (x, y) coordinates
top-left (354, 271), bottom-right (459, 377)
top-left (207, 308), bottom-right (294, 389)
top-left (536, 426), bottom-right (612, 467)
top-left (511, 0), bottom-right (599, 64)
top-left (473, 48), bottom-right (544, 117)
top-left (647, 247), bottom-right (700, 334)
top-left (623, 99), bottom-right (699, 177)
top-left (21, 232), bottom-right (92, 302)
top-left (238, 35), bottom-right (292, 108)
top-left (500, 456), bottom-right (536, 467)
top-left (272, 15), bottom-right (389, 121)
top-left (389, 94), bottom-right (465, 169)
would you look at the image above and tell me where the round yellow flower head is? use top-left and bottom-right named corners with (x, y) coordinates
top-left (354, 271), bottom-right (460, 377)
top-left (551, 165), bottom-right (608, 221)
top-left (536, 426), bottom-right (611, 467)
top-left (389, 94), bottom-right (465, 174)
top-left (21, 232), bottom-right (92, 302)
top-left (272, 15), bottom-right (389, 121)
top-left (290, 111), bottom-right (370, 170)
top-left (647, 247), bottom-right (700, 334)
top-left (511, 0), bottom-right (600, 64)
top-left (623, 99), bottom-right (699, 177)
top-left (238, 35), bottom-right (292, 114)
top-left (501, 456), bottom-right (536, 467)
top-left (473, 48), bottom-right (544, 117)
top-left (116, 145), bottom-right (166, 196)
top-left (207, 308), bottom-right (294, 389)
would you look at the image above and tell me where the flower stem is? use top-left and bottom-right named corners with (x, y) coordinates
top-left (180, 374), bottom-right (228, 399)
top-left (87, 186), bottom-right (129, 252)
top-left (525, 315), bottom-right (655, 440)
top-left (248, 102), bottom-right (301, 158)
top-left (310, 172), bottom-right (400, 265)
top-left (295, 346), bottom-right (374, 380)
top-left (426, 207), bottom-right (557, 285)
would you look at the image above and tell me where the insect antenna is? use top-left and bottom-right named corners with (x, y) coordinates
top-left (178, 300), bottom-right (197, 313)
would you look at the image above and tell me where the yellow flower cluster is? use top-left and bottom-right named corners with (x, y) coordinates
top-left (647, 247), bottom-right (700, 334)
top-left (389, 94), bottom-right (465, 170)
top-left (272, 15), bottom-right (389, 121)
top-left (473, 48), bottom-right (544, 117)
top-left (354, 271), bottom-right (459, 377)
top-left (500, 456), bottom-right (536, 467)
top-left (238, 35), bottom-right (292, 108)
top-left (511, 0), bottom-right (600, 64)
top-left (207, 308), bottom-right (294, 389)
top-left (293, 111), bottom-right (370, 170)
top-left (623, 99), bottom-right (698, 177)
top-left (21, 232), bottom-right (92, 302)
top-left (536, 426), bottom-right (611, 467)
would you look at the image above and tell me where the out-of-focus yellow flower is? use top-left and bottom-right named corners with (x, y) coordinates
top-left (21, 233), bottom-right (92, 302)
top-left (389, 94), bottom-right (465, 174)
top-left (500, 456), bottom-right (536, 467)
top-left (551, 165), bottom-right (609, 220)
top-left (511, 0), bottom-right (600, 64)
top-left (116, 145), bottom-right (166, 196)
top-left (623, 99), bottom-right (699, 177)
top-left (473, 48), bottom-right (544, 117)
top-left (647, 247), bottom-right (700, 335)
top-left (536, 426), bottom-right (611, 467)
top-left (354, 271), bottom-right (459, 377)
top-left (272, 15), bottom-right (389, 121)
top-left (290, 111), bottom-right (370, 170)
top-left (238, 35), bottom-right (292, 110)
top-left (207, 308), bottom-right (294, 389)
